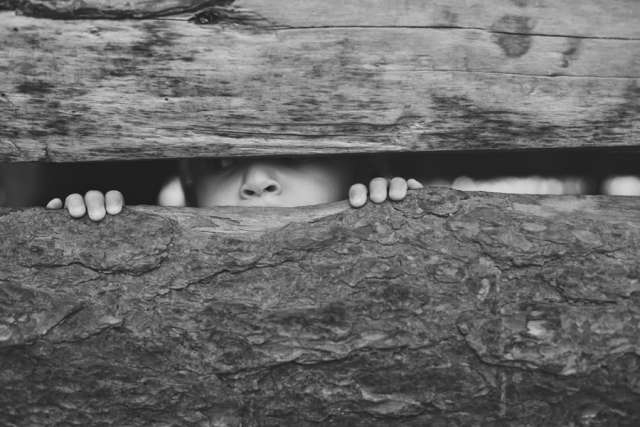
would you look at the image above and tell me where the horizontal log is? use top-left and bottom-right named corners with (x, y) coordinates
top-left (0, 0), bottom-right (229, 18)
top-left (1, 8), bottom-right (639, 162)
top-left (1, 188), bottom-right (640, 424)
top-left (2, 0), bottom-right (639, 39)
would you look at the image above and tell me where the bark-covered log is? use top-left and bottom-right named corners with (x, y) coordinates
top-left (1, 188), bottom-right (640, 425)
top-left (1, 1), bottom-right (639, 161)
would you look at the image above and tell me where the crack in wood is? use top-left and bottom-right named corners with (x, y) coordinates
top-left (272, 25), bottom-right (640, 42)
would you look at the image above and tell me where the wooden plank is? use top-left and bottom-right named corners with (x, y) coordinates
top-left (0, 10), bottom-right (638, 161)
top-left (3, 0), bottom-right (639, 39)
top-left (1, 188), bottom-right (640, 424)
top-left (0, 0), bottom-right (227, 18)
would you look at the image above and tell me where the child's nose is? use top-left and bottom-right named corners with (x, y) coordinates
top-left (240, 166), bottom-right (282, 199)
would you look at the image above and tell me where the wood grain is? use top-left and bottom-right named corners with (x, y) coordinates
top-left (0, 1), bottom-right (638, 161)
top-left (1, 188), bottom-right (640, 424)
top-left (0, 0), bottom-right (231, 18)
top-left (2, 0), bottom-right (639, 38)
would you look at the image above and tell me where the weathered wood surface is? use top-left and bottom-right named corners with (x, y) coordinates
top-left (1, 1), bottom-right (639, 162)
top-left (2, 0), bottom-right (639, 38)
top-left (1, 188), bottom-right (640, 425)
top-left (0, 0), bottom-right (228, 18)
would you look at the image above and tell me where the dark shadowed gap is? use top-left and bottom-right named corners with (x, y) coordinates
top-left (1, 148), bottom-right (640, 207)
top-left (0, 160), bottom-right (176, 207)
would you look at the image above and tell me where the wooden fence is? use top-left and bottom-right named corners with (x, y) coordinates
top-left (1, 1), bottom-right (639, 425)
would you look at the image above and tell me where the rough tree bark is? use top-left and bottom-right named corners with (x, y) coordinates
top-left (1, 0), bottom-right (639, 161)
top-left (1, 188), bottom-right (639, 425)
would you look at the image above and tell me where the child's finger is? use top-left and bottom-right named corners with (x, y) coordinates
top-left (84, 190), bottom-right (106, 221)
top-left (349, 183), bottom-right (367, 208)
top-left (407, 178), bottom-right (424, 190)
top-left (64, 193), bottom-right (86, 218)
top-left (388, 177), bottom-right (408, 201)
top-left (46, 198), bottom-right (63, 209)
top-left (105, 190), bottom-right (124, 215)
top-left (369, 177), bottom-right (388, 203)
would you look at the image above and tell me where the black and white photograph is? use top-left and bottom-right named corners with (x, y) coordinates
top-left (1, 0), bottom-right (639, 425)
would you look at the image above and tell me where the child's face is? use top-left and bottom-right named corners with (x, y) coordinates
top-left (193, 157), bottom-right (354, 207)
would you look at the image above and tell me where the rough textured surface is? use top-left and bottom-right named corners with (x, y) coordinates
top-left (0, 0), bottom-right (231, 18)
top-left (1, 188), bottom-right (640, 425)
top-left (2, 0), bottom-right (639, 38)
top-left (1, 1), bottom-right (639, 161)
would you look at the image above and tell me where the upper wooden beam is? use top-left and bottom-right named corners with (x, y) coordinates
top-left (0, 0), bottom-right (229, 18)
top-left (0, 1), bottom-right (638, 162)
top-left (3, 0), bottom-right (639, 38)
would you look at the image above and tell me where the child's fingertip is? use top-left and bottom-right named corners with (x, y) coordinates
top-left (350, 194), bottom-right (367, 208)
top-left (106, 190), bottom-right (124, 201)
top-left (88, 208), bottom-right (106, 222)
top-left (407, 179), bottom-right (424, 189)
top-left (349, 183), bottom-right (366, 194)
top-left (388, 189), bottom-right (407, 201)
top-left (105, 190), bottom-right (124, 214)
top-left (389, 177), bottom-right (408, 201)
top-left (370, 192), bottom-right (386, 203)
top-left (349, 184), bottom-right (366, 206)
top-left (106, 204), bottom-right (122, 215)
top-left (46, 198), bottom-right (62, 209)
top-left (68, 205), bottom-right (86, 218)
top-left (368, 178), bottom-right (388, 203)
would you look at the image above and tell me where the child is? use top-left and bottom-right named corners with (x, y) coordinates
top-left (46, 156), bottom-right (423, 221)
